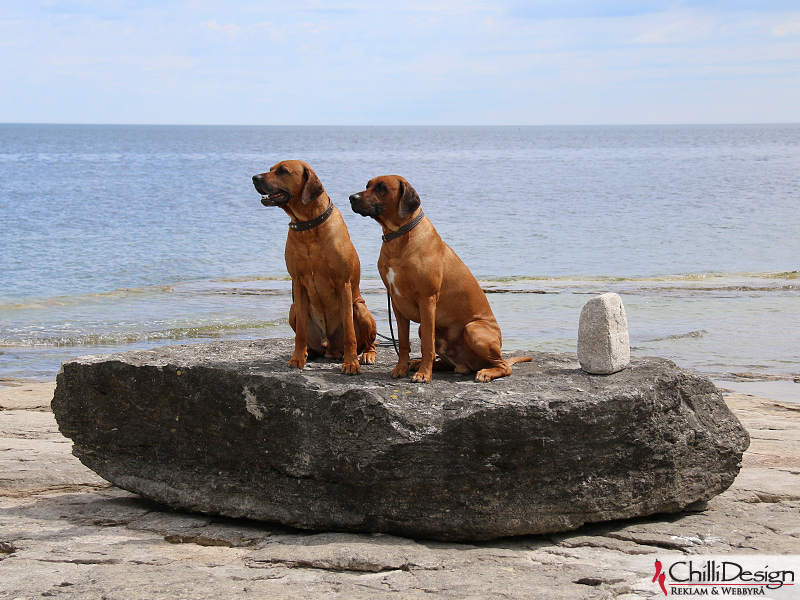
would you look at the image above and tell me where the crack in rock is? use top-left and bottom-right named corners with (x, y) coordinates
top-left (245, 534), bottom-right (444, 573)
top-left (164, 534), bottom-right (237, 547)
top-left (37, 558), bottom-right (120, 565)
top-left (250, 557), bottom-right (415, 573)
top-left (604, 532), bottom-right (697, 553)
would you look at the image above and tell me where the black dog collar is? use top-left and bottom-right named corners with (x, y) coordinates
top-left (382, 211), bottom-right (425, 243)
top-left (289, 202), bottom-right (334, 232)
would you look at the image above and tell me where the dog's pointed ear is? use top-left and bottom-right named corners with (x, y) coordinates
top-left (397, 179), bottom-right (420, 220)
top-left (301, 165), bottom-right (324, 205)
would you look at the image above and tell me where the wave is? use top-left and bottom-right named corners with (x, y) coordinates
top-left (213, 275), bottom-right (293, 283)
top-left (0, 320), bottom-right (289, 349)
top-left (637, 284), bottom-right (800, 293)
top-left (645, 330), bottom-right (708, 343)
top-left (0, 285), bottom-right (178, 311)
top-left (474, 270), bottom-right (798, 283)
top-left (483, 288), bottom-right (557, 294)
top-left (0, 280), bottom-right (293, 311)
top-left (479, 272), bottom-right (800, 296)
top-left (2, 270), bottom-right (797, 311)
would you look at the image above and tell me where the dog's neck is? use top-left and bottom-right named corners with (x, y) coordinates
top-left (380, 209), bottom-right (425, 243)
top-left (288, 200), bottom-right (334, 232)
top-left (282, 194), bottom-right (331, 225)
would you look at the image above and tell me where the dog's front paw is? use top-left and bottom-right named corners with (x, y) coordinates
top-left (391, 363), bottom-right (409, 378)
top-left (288, 354), bottom-right (306, 370)
top-left (341, 361), bottom-right (362, 375)
top-left (411, 370), bottom-right (432, 383)
top-left (409, 358), bottom-right (422, 372)
top-left (359, 350), bottom-right (377, 365)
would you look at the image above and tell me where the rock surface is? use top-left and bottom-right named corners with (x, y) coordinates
top-left (51, 339), bottom-right (749, 542)
top-left (2, 379), bottom-right (798, 599)
top-left (578, 292), bottom-right (631, 374)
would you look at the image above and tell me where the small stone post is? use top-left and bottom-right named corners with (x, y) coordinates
top-left (578, 292), bottom-right (630, 375)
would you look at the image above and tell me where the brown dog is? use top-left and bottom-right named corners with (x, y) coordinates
top-left (349, 175), bottom-right (531, 382)
top-left (253, 160), bottom-right (377, 374)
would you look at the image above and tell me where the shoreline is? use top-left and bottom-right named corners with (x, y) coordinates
top-left (713, 377), bottom-right (800, 405)
top-left (1, 379), bottom-right (798, 598)
top-left (3, 272), bottom-right (799, 386)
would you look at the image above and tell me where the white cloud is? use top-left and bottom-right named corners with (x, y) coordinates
top-left (771, 20), bottom-right (800, 36)
top-left (632, 15), bottom-right (717, 44)
top-left (199, 18), bottom-right (246, 36)
top-left (194, 15), bottom-right (337, 44)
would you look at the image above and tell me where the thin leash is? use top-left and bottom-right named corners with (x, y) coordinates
top-left (374, 292), bottom-right (399, 355)
top-left (377, 292), bottom-right (422, 361)
top-left (384, 290), bottom-right (399, 356)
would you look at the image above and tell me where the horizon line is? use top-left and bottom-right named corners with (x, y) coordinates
top-left (2, 121), bottom-right (800, 128)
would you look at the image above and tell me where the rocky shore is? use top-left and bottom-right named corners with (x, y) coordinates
top-left (1, 372), bottom-right (799, 599)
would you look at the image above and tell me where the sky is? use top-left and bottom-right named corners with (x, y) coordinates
top-left (1, 1), bottom-right (799, 125)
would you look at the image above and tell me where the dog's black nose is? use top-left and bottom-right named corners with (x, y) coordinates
top-left (253, 174), bottom-right (263, 184)
top-left (349, 193), bottom-right (361, 203)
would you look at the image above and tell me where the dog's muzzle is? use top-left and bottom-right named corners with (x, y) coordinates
top-left (253, 174), bottom-right (290, 206)
top-left (349, 192), bottom-right (379, 217)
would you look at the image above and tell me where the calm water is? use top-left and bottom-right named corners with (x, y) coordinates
top-left (1, 124), bottom-right (798, 399)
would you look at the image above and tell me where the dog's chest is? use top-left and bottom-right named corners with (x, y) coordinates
top-left (385, 267), bottom-right (401, 298)
top-left (381, 264), bottom-right (423, 322)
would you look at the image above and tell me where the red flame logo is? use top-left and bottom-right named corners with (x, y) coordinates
top-left (653, 559), bottom-right (668, 596)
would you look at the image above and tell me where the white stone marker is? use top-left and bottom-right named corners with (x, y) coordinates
top-left (578, 292), bottom-right (630, 375)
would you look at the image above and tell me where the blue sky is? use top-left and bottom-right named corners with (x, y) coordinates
top-left (2, 1), bottom-right (799, 125)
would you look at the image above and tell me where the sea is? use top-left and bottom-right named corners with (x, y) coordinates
top-left (1, 124), bottom-right (798, 402)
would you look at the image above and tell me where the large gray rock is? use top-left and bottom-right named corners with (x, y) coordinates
top-left (51, 338), bottom-right (749, 542)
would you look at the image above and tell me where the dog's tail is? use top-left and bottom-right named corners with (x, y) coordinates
top-left (507, 356), bottom-right (532, 366)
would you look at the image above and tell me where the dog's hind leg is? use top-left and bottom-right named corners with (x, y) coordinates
top-left (353, 297), bottom-right (377, 365)
top-left (463, 320), bottom-right (513, 382)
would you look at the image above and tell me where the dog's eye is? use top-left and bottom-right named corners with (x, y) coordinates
top-left (276, 166), bottom-right (289, 176)
top-left (375, 182), bottom-right (386, 193)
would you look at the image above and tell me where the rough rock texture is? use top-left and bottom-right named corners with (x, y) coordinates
top-left (51, 339), bottom-right (749, 542)
top-left (3, 383), bottom-right (797, 600)
top-left (578, 292), bottom-right (631, 375)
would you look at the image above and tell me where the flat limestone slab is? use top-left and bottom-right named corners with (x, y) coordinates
top-left (51, 339), bottom-right (749, 541)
